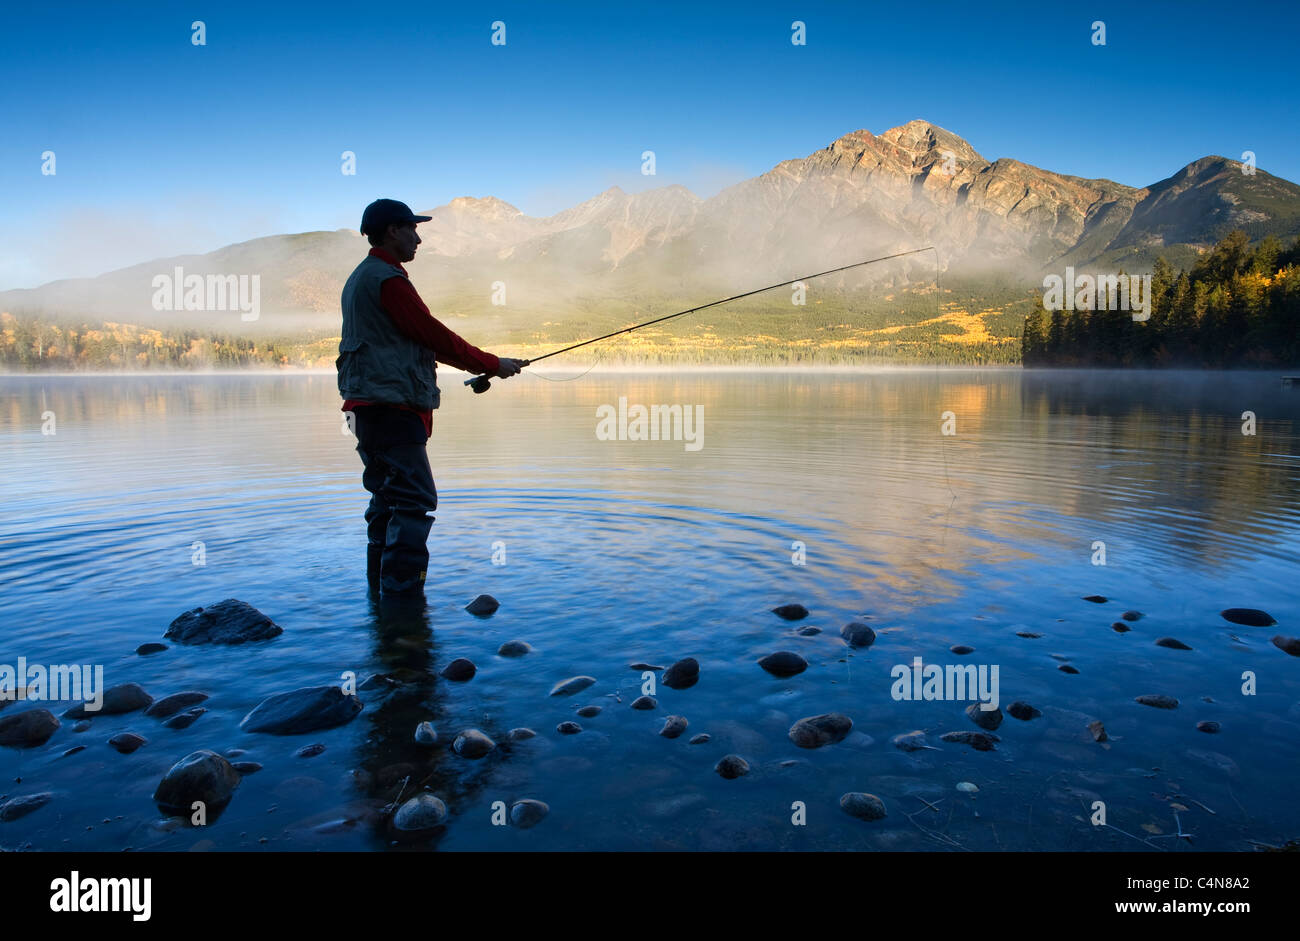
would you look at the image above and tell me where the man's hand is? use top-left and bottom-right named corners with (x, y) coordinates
top-left (494, 357), bottom-right (524, 379)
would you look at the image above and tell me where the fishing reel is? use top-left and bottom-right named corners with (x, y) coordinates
top-left (465, 358), bottom-right (532, 394)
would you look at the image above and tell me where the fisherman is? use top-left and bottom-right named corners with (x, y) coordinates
top-left (338, 198), bottom-right (523, 597)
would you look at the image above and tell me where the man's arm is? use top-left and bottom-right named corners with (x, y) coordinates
top-left (379, 275), bottom-right (501, 374)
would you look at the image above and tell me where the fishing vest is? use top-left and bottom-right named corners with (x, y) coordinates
top-left (337, 254), bottom-right (440, 410)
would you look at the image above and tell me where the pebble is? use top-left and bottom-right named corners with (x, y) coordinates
top-left (465, 594), bottom-right (500, 616)
top-left (61, 745), bottom-right (86, 758)
top-left (144, 692), bottom-right (210, 719)
top-left (440, 658), bottom-right (476, 681)
top-left (295, 743), bottom-right (327, 758)
top-left (840, 622), bottom-right (876, 648)
top-left (956, 782), bottom-right (979, 794)
top-left (891, 730), bottom-right (936, 752)
top-left (631, 696), bottom-right (657, 710)
top-left (1082, 595), bottom-right (1108, 603)
top-left (1058, 664), bottom-right (1080, 674)
top-left (0, 709), bottom-right (60, 747)
top-left (660, 716), bottom-right (688, 739)
top-left (950, 644), bottom-right (975, 655)
top-left (714, 754), bottom-right (750, 779)
top-left (1007, 701), bottom-right (1042, 721)
top-left (507, 728), bottom-right (536, 741)
top-left (576, 705), bottom-right (602, 718)
top-left (629, 662), bottom-right (663, 671)
top-left (163, 707), bottom-right (206, 730)
top-left (510, 799), bottom-right (549, 829)
top-left (1135, 694), bottom-right (1179, 709)
top-left (231, 761), bottom-right (263, 774)
top-left (797, 626), bottom-right (822, 636)
top-left (108, 732), bottom-right (147, 754)
top-left (688, 733), bottom-right (710, 745)
top-left (939, 731), bottom-right (998, 751)
top-left (497, 641), bottom-right (532, 657)
top-left (393, 793), bottom-right (448, 832)
top-left (772, 604), bottom-right (809, 621)
top-left (1272, 636), bottom-right (1300, 657)
top-left (239, 686), bottom-right (362, 735)
top-left (152, 750), bottom-right (241, 814)
top-left (136, 643), bottom-right (168, 656)
top-left (965, 703), bottom-right (1003, 731)
top-left (1016, 631), bottom-right (1043, 638)
top-left (1087, 720), bottom-right (1108, 742)
top-left (1220, 608), bottom-right (1275, 627)
top-left (1196, 720), bottom-right (1221, 734)
top-left (73, 720), bottom-right (91, 733)
top-left (788, 713), bottom-right (853, 749)
top-left (414, 721), bottom-right (437, 745)
top-left (556, 721), bottom-right (582, 735)
top-left (63, 683), bottom-right (154, 719)
top-left (1154, 637), bottom-right (1192, 650)
top-left (1111, 622), bottom-right (1131, 633)
top-left (757, 651), bottom-right (807, 678)
top-left (1122, 610), bottom-right (1144, 621)
top-left (549, 676), bottom-right (596, 697)
top-left (452, 729), bottom-right (496, 758)
top-left (662, 658), bottom-right (700, 690)
top-left (839, 792), bottom-right (887, 821)
top-left (0, 792), bottom-right (53, 822)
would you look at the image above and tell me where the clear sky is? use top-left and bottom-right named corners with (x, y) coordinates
top-left (1, 0), bottom-right (1296, 289)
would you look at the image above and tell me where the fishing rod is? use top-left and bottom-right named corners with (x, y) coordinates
top-left (465, 246), bottom-right (936, 393)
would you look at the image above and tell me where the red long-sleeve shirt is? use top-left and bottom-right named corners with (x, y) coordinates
top-left (342, 247), bottom-right (500, 436)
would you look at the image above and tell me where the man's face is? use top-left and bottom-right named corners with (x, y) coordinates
top-left (389, 222), bottom-right (421, 262)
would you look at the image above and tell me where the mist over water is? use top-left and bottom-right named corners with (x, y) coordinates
top-left (0, 369), bottom-right (1296, 851)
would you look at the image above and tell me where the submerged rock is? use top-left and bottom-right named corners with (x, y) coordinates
top-left (797, 626), bottom-right (822, 636)
top-left (0, 792), bottom-right (53, 822)
top-left (688, 733), bottom-right (710, 745)
top-left (631, 696), bottom-right (657, 710)
top-left (164, 599), bottom-right (282, 645)
top-left (1196, 720), bottom-right (1221, 734)
top-left (145, 692), bottom-right (209, 719)
top-left (465, 594), bottom-right (499, 616)
top-left (1016, 631), bottom-right (1043, 638)
top-left (440, 658), bottom-right (476, 681)
top-left (240, 686), bottom-right (363, 735)
top-left (772, 604), bottom-right (809, 621)
top-left (1007, 701), bottom-right (1042, 721)
top-left (136, 643), bottom-right (168, 656)
top-left (1122, 610), bottom-right (1144, 621)
top-left (662, 658), bottom-right (700, 689)
top-left (163, 707), bottom-right (206, 730)
top-left (556, 721), bottom-right (582, 735)
top-left (393, 793), bottom-right (447, 832)
top-left (230, 761), bottom-right (262, 774)
top-left (1111, 622), bottom-right (1131, 633)
top-left (549, 676), bottom-right (596, 697)
top-left (1087, 720), bottom-right (1108, 742)
top-left (965, 703), bottom-right (1003, 731)
top-left (939, 731), bottom-right (998, 751)
top-left (1058, 664), bottom-right (1080, 674)
top-left (108, 732), bottom-right (147, 754)
top-left (510, 799), bottom-right (549, 829)
top-left (840, 622), bottom-right (876, 648)
top-left (1220, 608), bottom-right (1276, 627)
top-left (1272, 636), bottom-right (1300, 657)
top-left (839, 792), bottom-right (887, 821)
top-left (891, 730), bottom-right (937, 752)
top-left (507, 728), bottom-right (536, 741)
top-left (576, 705), bottom-right (602, 718)
top-left (0, 709), bottom-right (60, 747)
top-left (295, 743), bottom-right (326, 758)
top-left (660, 716), bottom-right (688, 739)
top-left (1135, 694), bottom-right (1179, 709)
top-left (629, 662), bottom-right (663, 671)
top-left (63, 683), bottom-right (153, 718)
top-left (788, 713), bottom-right (853, 749)
top-left (1082, 595), bottom-right (1108, 603)
top-left (1155, 637), bottom-right (1192, 650)
top-left (497, 641), bottom-right (532, 657)
top-left (153, 750), bottom-right (240, 814)
top-left (452, 729), bottom-right (495, 759)
top-left (714, 754), bottom-right (750, 779)
top-left (758, 651), bottom-right (807, 678)
top-left (414, 721), bottom-right (437, 745)
top-left (950, 644), bottom-right (975, 655)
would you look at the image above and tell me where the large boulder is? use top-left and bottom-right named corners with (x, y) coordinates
top-left (239, 686), bottom-right (363, 735)
top-left (165, 599), bottom-right (283, 645)
top-left (153, 750), bottom-right (241, 814)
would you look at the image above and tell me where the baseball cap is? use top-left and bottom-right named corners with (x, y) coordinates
top-left (360, 199), bottom-right (432, 236)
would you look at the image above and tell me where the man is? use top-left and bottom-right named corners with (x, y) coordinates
top-left (338, 198), bottom-right (523, 597)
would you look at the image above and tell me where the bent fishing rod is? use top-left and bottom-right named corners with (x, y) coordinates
top-left (465, 246), bottom-right (936, 393)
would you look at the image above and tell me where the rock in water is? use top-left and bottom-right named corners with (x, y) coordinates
top-left (688, 733), bottom-right (710, 745)
top-left (576, 705), bottom-right (601, 718)
top-left (393, 793), bottom-right (448, 832)
top-left (452, 729), bottom-right (495, 758)
top-left (0, 792), bottom-right (53, 822)
top-left (1082, 595), bottom-right (1108, 603)
top-left (556, 721), bottom-right (582, 735)
top-left (1058, 664), bottom-right (1080, 674)
top-left (939, 731), bottom-right (999, 751)
top-left (510, 799), bottom-right (549, 829)
top-left (63, 683), bottom-right (153, 718)
top-left (660, 716), bottom-right (688, 738)
top-left (497, 641), bottom-right (532, 657)
top-left (631, 696), bottom-right (658, 710)
top-left (840, 622), bottom-right (876, 648)
top-left (414, 721), bottom-right (437, 745)
top-left (772, 604), bottom-right (809, 621)
top-left (136, 643), bottom-right (168, 656)
top-left (1135, 694), bottom-right (1179, 709)
top-left (1087, 720), bottom-right (1108, 742)
top-left (507, 728), bottom-right (536, 741)
top-left (1111, 622), bottom-right (1131, 633)
top-left (629, 662), bottom-right (664, 671)
top-left (757, 651), bottom-right (807, 678)
top-left (440, 658), bottom-right (476, 681)
top-left (1016, 631), bottom-right (1043, 638)
top-left (891, 730), bottom-right (935, 751)
top-left (164, 599), bottom-right (282, 645)
top-left (1196, 720), bottom-right (1221, 734)
top-left (145, 692), bottom-right (209, 718)
top-left (839, 792), bottom-right (887, 821)
top-left (965, 703), bottom-right (1003, 731)
top-left (715, 754), bottom-right (750, 779)
top-left (153, 750), bottom-right (241, 814)
top-left (295, 743), bottom-right (326, 758)
top-left (549, 676), bottom-right (596, 697)
top-left (1220, 608), bottom-right (1276, 627)
top-left (163, 707), bottom-right (206, 730)
top-left (108, 732), bottom-right (147, 754)
top-left (239, 686), bottom-right (363, 735)
top-left (951, 644), bottom-right (975, 655)
top-left (0, 709), bottom-right (60, 747)
top-left (662, 658), bottom-right (700, 689)
top-left (465, 594), bottom-right (499, 616)
top-left (797, 626), bottom-right (822, 636)
top-left (788, 713), bottom-right (853, 749)
top-left (1007, 701), bottom-right (1042, 721)
top-left (1272, 636), bottom-right (1300, 657)
top-left (1122, 610), bottom-right (1144, 621)
top-left (1155, 637), bottom-right (1192, 650)
top-left (230, 761), bottom-right (262, 774)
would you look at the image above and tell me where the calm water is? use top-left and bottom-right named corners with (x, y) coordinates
top-left (1, 368), bottom-right (1297, 852)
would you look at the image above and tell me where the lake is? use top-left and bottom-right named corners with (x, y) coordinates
top-left (0, 368), bottom-right (1297, 851)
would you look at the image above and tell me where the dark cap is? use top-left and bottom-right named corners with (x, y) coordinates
top-left (360, 199), bottom-right (432, 236)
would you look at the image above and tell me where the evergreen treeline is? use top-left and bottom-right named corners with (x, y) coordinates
top-left (1022, 231), bottom-right (1300, 367)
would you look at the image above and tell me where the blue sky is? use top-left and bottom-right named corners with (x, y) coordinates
top-left (1, 0), bottom-right (1296, 289)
